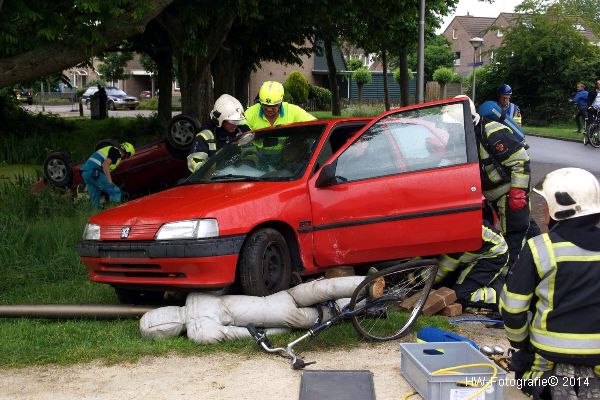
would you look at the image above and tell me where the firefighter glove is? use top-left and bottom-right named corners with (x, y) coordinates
top-left (508, 188), bottom-right (527, 211)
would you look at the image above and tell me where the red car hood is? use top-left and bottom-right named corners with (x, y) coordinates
top-left (89, 181), bottom-right (294, 227)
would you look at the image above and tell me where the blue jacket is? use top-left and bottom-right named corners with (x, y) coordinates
top-left (571, 90), bottom-right (589, 110)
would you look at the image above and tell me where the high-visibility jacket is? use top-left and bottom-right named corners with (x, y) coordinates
top-left (244, 102), bottom-right (316, 131)
top-left (436, 221), bottom-right (508, 305)
top-left (187, 122), bottom-right (250, 172)
top-left (498, 101), bottom-right (522, 126)
top-left (476, 119), bottom-right (530, 201)
top-left (500, 223), bottom-right (600, 365)
top-left (81, 146), bottom-right (122, 172)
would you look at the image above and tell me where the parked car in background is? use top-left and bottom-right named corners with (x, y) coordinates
top-left (15, 88), bottom-right (33, 104)
top-left (81, 86), bottom-right (139, 110)
top-left (140, 90), bottom-right (152, 100)
top-left (78, 98), bottom-right (483, 304)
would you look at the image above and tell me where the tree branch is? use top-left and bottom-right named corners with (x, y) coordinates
top-left (0, 0), bottom-right (174, 87)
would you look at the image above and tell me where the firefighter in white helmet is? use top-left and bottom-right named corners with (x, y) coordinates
top-left (187, 94), bottom-right (251, 173)
top-left (500, 168), bottom-right (600, 399)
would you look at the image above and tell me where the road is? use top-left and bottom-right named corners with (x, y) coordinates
top-left (22, 104), bottom-right (179, 118)
top-left (527, 134), bottom-right (600, 183)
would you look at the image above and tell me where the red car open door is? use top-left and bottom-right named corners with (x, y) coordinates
top-left (307, 99), bottom-right (482, 267)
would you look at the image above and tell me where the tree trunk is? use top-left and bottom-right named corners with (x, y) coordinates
top-left (381, 51), bottom-right (390, 111)
top-left (212, 46), bottom-right (235, 99)
top-left (235, 67), bottom-right (251, 107)
top-left (398, 48), bottom-right (409, 106)
top-left (155, 53), bottom-right (173, 124)
top-left (324, 38), bottom-right (341, 116)
top-left (177, 55), bottom-right (212, 119)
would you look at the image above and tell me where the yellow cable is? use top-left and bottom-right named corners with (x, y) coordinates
top-left (432, 362), bottom-right (498, 400)
top-left (401, 392), bottom-right (417, 400)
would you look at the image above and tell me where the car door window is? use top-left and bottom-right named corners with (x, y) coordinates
top-left (334, 103), bottom-right (468, 182)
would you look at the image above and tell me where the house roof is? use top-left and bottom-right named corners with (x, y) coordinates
top-left (453, 16), bottom-right (496, 37)
top-left (312, 41), bottom-right (347, 73)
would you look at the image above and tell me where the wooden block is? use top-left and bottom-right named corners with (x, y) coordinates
top-left (440, 303), bottom-right (463, 317)
top-left (400, 290), bottom-right (428, 311)
top-left (435, 287), bottom-right (457, 306)
top-left (324, 266), bottom-right (355, 278)
top-left (369, 276), bottom-right (385, 299)
top-left (422, 291), bottom-right (446, 316)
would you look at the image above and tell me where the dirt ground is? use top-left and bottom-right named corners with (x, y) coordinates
top-left (0, 320), bottom-right (528, 400)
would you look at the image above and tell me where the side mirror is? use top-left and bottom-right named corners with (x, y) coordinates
top-left (315, 161), bottom-right (338, 188)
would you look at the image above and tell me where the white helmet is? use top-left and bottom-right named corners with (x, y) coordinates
top-left (533, 168), bottom-right (600, 220)
top-left (210, 94), bottom-right (246, 127)
top-left (453, 95), bottom-right (480, 125)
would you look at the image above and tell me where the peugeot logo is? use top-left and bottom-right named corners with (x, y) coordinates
top-left (121, 226), bottom-right (131, 239)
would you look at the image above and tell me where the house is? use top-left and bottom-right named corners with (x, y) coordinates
top-left (443, 12), bottom-right (599, 76)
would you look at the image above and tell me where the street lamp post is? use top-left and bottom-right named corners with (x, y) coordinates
top-left (469, 37), bottom-right (484, 104)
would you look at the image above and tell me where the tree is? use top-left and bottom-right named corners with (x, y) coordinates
top-left (352, 67), bottom-right (372, 105)
top-left (488, 10), bottom-right (600, 122)
top-left (0, 0), bottom-right (175, 88)
top-left (406, 35), bottom-right (455, 83)
top-left (284, 71), bottom-right (309, 104)
top-left (347, 59), bottom-right (363, 71)
top-left (97, 52), bottom-right (134, 86)
top-left (432, 67), bottom-right (454, 99)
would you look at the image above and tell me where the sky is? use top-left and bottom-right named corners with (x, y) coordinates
top-left (438, 0), bottom-right (524, 33)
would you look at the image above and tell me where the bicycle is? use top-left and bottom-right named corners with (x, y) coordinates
top-left (583, 108), bottom-right (600, 148)
top-left (246, 259), bottom-right (438, 369)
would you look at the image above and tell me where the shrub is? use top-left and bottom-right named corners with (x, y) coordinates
top-left (308, 85), bottom-right (332, 110)
top-left (346, 59), bottom-right (363, 71)
top-left (284, 71), bottom-right (309, 104)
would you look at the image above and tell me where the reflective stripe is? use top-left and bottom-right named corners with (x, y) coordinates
top-left (470, 287), bottom-right (497, 304)
top-left (500, 289), bottom-right (532, 313)
top-left (504, 322), bottom-right (529, 342)
top-left (198, 129), bottom-right (216, 151)
top-left (187, 152), bottom-right (208, 172)
top-left (531, 327), bottom-right (600, 354)
top-left (552, 243), bottom-right (600, 261)
top-left (530, 234), bottom-right (555, 330)
top-left (90, 158), bottom-right (102, 166)
top-left (484, 183), bottom-right (511, 201)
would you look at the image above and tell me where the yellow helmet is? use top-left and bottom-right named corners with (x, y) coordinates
top-left (258, 81), bottom-right (284, 105)
top-left (120, 142), bottom-right (135, 157)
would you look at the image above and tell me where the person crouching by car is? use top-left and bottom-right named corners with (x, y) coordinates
top-left (80, 142), bottom-right (135, 208)
top-left (187, 94), bottom-right (251, 173)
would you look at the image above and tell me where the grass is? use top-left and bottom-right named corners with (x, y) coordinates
top-left (524, 122), bottom-right (580, 141)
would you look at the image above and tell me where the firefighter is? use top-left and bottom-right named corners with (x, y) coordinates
top-left (434, 220), bottom-right (508, 310)
top-left (500, 167), bottom-right (600, 399)
top-left (80, 142), bottom-right (135, 208)
top-left (187, 94), bottom-right (250, 173)
top-left (244, 81), bottom-right (316, 131)
top-left (468, 95), bottom-right (533, 265)
top-left (497, 83), bottom-right (522, 126)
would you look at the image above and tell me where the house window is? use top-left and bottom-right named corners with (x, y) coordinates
top-left (452, 29), bottom-right (457, 40)
top-left (173, 79), bottom-right (180, 91)
top-left (497, 29), bottom-right (503, 37)
top-left (453, 52), bottom-right (460, 66)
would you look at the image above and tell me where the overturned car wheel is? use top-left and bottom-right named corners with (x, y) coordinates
top-left (43, 152), bottom-right (73, 188)
top-left (238, 228), bottom-right (292, 296)
top-left (167, 114), bottom-right (200, 151)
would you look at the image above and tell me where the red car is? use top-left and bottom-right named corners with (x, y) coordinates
top-left (78, 99), bottom-right (483, 303)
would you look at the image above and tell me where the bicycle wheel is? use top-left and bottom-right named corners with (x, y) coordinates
top-left (349, 259), bottom-right (437, 341)
top-left (588, 124), bottom-right (600, 148)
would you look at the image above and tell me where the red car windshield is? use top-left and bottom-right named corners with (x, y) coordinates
top-left (187, 124), bottom-right (326, 183)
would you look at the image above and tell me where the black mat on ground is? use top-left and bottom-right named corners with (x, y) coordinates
top-left (299, 370), bottom-right (375, 400)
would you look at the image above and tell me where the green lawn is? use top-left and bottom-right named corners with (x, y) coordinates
top-left (524, 123), bottom-right (580, 141)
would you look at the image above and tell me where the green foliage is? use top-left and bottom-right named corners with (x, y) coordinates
top-left (432, 67), bottom-right (455, 85)
top-left (308, 85), bottom-right (332, 110)
top-left (393, 68), bottom-right (414, 84)
top-left (97, 52), bottom-right (134, 85)
top-left (346, 58), bottom-right (363, 71)
top-left (284, 71), bottom-right (309, 104)
top-left (485, 11), bottom-right (600, 123)
top-left (352, 67), bottom-right (372, 86)
top-left (139, 53), bottom-right (159, 76)
top-left (406, 35), bottom-right (455, 82)
top-left (0, 109), bottom-right (164, 164)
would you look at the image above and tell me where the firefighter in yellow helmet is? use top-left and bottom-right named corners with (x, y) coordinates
top-left (80, 142), bottom-right (135, 207)
top-left (245, 81), bottom-right (316, 130)
top-left (500, 168), bottom-right (600, 399)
